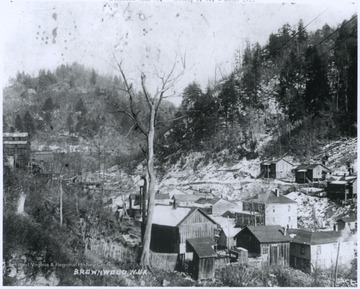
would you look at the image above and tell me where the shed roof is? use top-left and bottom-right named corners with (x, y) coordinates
top-left (236, 225), bottom-right (291, 243)
top-left (287, 229), bottom-right (348, 245)
top-left (186, 238), bottom-right (217, 258)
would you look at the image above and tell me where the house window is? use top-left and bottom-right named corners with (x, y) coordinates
top-left (262, 246), bottom-right (269, 255)
top-left (288, 216), bottom-right (291, 222)
top-left (301, 245), bottom-right (305, 255)
top-left (288, 205), bottom-right (291, 212)
top-left (273, 206), bottom-right (275, 213)
top-left (317, 245), bottom-right (321, 255)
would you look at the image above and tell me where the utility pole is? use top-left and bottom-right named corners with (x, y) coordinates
top-left (59, 175), bottom-right (63, 226)
top-left (333, 241), bottom-right (341, 287)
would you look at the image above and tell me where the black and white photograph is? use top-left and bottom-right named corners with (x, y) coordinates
top-left (1, 0), bottom-right (358, 286)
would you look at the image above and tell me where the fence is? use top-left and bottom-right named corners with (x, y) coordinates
top-left (150, 252), bottom-right (178, 271)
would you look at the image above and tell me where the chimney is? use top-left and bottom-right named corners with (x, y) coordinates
top-left (275, 189), bottom-right (279, 197)
top-left (172, 197), bottom-right (177, 210)
top-left (282, 227), bottom-right (287, 236)
top-left (333, 223), bottom-right (338, 231)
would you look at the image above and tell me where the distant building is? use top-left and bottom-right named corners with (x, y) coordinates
top-left (288, 229), bottom-right (356, 272)
top-left (294, 164), bottom-right (331, 183)
top-left (326, 176), bottom-right (357, 201)
top-left (155, 193), bottom-right (171, 205)
top-left (171, 194), bottom-right (202, 207)
top-left (241, 190), bottom-right (298, 228)
top-left (193, 198), bottom-right (242, 217)
top-left (235, 225), bottom-right (291, 267)
top-left (260, 158), bottom-right (294, 179)
top-left (336, 217), bottom-right (357, 232)
top-left (3, 132), bottom-right (31, 170)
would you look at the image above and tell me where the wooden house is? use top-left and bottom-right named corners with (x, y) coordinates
top-left (150, 204), bottom-right (218, 254)
top-left (288, 229), bottom-right (356, 272)
top-left (294, 164), bottom-right (331, 183)
top-left (186, 237), bottom-right (218, 280)
top-left (336, 217), bottom-right (357, 232)
top-left (260, 158), bottom-right (294, 179)
top-left (241, 190), bottom-right (298, 229)
top-left (326, 176), bottom-right (357, 201)
top-left (3, 132), bottom-right (31, 170)
top-left (235, 225), bottom-right (291, 267)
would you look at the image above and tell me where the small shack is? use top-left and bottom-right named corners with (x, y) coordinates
top-left (294, 164), bottom-right (331, 183)
top-left (235, 225), bottom-right (290, 267)
top-left (186, 237), bottom-right (217, 280)
top-left (327, 176), bottom-right (357, 201)
top-left (260, 158), bottom-right (294, 179)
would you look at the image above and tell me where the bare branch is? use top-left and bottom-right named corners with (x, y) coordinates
top-left (112, 53), bottom-right (148, 137)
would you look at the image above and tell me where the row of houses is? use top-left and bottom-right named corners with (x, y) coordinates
top-left (260, 158), bottom-right (357, 201)
top-left (149, 202), bottom-right (356, 280)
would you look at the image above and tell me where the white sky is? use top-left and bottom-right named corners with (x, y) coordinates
top-left (1, 0), bottom-right (358, 105)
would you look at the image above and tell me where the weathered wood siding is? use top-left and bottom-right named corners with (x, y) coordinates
top-left (179, 210), bottom-right (215, 243)
top-left (275, 160), bottom-right (293, 179)
top-left (196, 257), bottom-right (215, 280)
top-left (261, 243), bottom-right (290, 267)
top-left (150, 252), bottom-right (178, 271)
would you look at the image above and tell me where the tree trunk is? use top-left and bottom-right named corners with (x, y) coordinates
top-left (140, 103), bottom-right (156, 269)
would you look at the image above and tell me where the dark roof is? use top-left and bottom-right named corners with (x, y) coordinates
top-left (295, 164), bottom-right (331, 172)
top-left (236, 225), bottom-right (291, 243)
top-left (194, 198), bottom-right (220, 205)
top-left (186, 238), bottom-right (217, 258)
top-left (155, 193), bottom-right (170, 200)
top-left (337, 216), bottom-right (357, 223)
top-left (288, 229), bottom-right (347, 245)
top-left (244, 191), bottom-right (297, 204)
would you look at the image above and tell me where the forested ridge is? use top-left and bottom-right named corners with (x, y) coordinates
top-left (4, 16), bottom-right (357, 163)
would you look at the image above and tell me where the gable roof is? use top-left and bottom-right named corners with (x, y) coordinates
top-left (186, 238), bottom-right (217, 258)
top-left (288, 229), bottom-right (347, 245)
top-left (244, 191), bottom-right (297, 205)
top-left (295, 164), bottom-right (331, 172)
top-left (236, 225), bottom-right (290, 243)
top-left (152, 205), bottom-right (217, 227)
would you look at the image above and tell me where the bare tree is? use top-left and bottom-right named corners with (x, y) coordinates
top-left (112, 55), bottom-right (185, 269)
